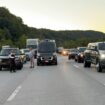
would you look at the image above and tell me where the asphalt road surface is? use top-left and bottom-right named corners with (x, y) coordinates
top-left (0, 55), bottom-right (105, 105)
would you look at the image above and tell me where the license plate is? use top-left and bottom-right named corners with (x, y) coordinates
top-left (45, 60), bottom-right (48, 63)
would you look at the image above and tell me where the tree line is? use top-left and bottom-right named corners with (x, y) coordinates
top-left (0, 7), bottom-right (105, 49)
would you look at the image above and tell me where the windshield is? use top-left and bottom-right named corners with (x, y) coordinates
top-left (78, 48), bottom-right (86, 52)
top-left (98, 43), bottom-right (105, 50)
top-left (24, 49), bottom-right (30, 53)
top-left (38, 42), bottom-right (56, 53)
top-left (27, 45), bottom-right (37, 49)
top-left (70, 49), bottom-right (78, 52)
top-left (0, 48), bottom-right (21, 56)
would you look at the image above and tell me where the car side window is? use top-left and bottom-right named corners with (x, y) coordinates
top-left (94, 46), bottom-right (98, 52)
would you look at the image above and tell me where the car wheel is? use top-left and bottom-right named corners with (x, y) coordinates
top-left (37, 61), bottom-right (40, 66)
top-left (55, 61), bottom-right (58, 65)
top-left (84, 61), bottom-right (91, 67)
top-left (75, 58), bottom-right (77, 62)
top-left (17, 64), bottom-right (23, 70)
top-left (68, 56), bottom-right (70, 60)
top-left (77, 59), bottom-right (81, 63)
top-left (84, 61), bottom-right (87, 67)
top-left (17, 66), bottom-right (22, 70)
top-left (87, 62), bottom-right (91, 67)
top-left (0, 66), bottom-right (2, 71)
top-left (96, 62), bottom-right (102, 72)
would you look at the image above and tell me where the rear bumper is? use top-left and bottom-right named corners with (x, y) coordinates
top-left (37, 56), bottom-right (57, 64)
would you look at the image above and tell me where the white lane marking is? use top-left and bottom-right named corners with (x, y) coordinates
top-left (73, 65), bottom-right (80, 69)
top-left (7, 85), bottom-right (22, 101)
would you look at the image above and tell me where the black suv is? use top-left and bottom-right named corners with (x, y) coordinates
top-left (84, 42), bottom-right (105, 72)
top-left (68, 48), bottom-right (79, 60)
top-left (37, 40), bottom-right (57, 65)
top-left (75, 47), bottom-right (86, 63)
top-left (0, 48), bottom-right (23, 70)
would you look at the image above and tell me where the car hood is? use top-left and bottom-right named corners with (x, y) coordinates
top-left (40, 53), bottom-right (53, 57)
top-left (70, 52), bottom-right (78, 54)
top-left (0, 55), bottom-right (20, 59)
top-left (99, 50), bottom-right (105, 54)
top-left (0, 56), bottom-right (9, 59)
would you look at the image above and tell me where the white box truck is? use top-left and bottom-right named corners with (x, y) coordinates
top-left (26, 39), bottom-right (39, 58)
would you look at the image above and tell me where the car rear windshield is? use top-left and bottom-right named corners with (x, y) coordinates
top-left (70, 49), bottom-right (78, 52)
top-left (99, 43), bottom-right (105, 50)
top-left (24, 49), bottom-right (29, 53)
top-left (27, 45), bottom-right (37, 49)
top-left (38, 42), bottom-right (56, 53)
top-left (0, 48), bottom-right (21, 56)
top-left (78, 48), bottom-right (86, 52)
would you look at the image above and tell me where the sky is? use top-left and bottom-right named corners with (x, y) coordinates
top-left (0, 0), bottom-right (105, 33)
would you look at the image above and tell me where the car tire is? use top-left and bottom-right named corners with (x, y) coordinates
top-left (37, 61), bottom-right (40, 66)
top-left (77, 59), bottom-right (81, 63)
top-left (17, 66), bottom-right (22, 70)
top-left (84, 61), bottom-right (87, 67)
top-left (75, 59), bottom-right (77, 62)
top-left (0, 66), bottom-right (2, 71)
top-left (55, 61), bottom-right (58, 65)
top-left (88, 63), bottom-right (91, 67)
top-left (17, 64), bottom-right (23, 70)
top-left (68, 56), bottom-right (70, 60)
top-left (96, 62), bottom-right (102, 72)
top-left (84, 61), bottom-right (91, 67)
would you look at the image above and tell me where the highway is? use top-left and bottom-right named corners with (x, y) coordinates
top-left (0, 55), bottom-right (105, 105)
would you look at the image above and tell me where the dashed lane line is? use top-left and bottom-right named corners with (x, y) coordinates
top-left (7, 85), bottom-right (22, 102)
top-left (73, 65), bottom-right (80, 69)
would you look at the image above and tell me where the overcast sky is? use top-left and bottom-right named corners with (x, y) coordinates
top-left (0, 0), bottom-right (105, 32)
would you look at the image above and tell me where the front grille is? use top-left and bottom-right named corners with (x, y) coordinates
top-left (2, 59), bottom-right (9, 63)
top-left (41, 56), bottom-right (53, 60)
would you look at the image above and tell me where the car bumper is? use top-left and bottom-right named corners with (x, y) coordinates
top-left (37, 57), bottom-right (57, 64)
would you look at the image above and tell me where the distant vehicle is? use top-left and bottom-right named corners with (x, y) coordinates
top-left (37, 39), bottom-right (57, 65)
top-left (20, 49), bottom-right (30, 61)
top-left (68, 48), bottom-right (79, 60)
top-left (75, 47), bottom-right (86, 63)
top-left (57, 47), bottom-right (64, 54)
top-left (61, 49), bottom-right (69, 56)
top-left (19, 49), bottom-right (27, 63)
top-left (0, 48), bottom-right (23, 70)
top-left (26, 38), bottom-right (39, 58)
top-left (2, 45), bottom-right (10, 49)
top-left (84, 42), bottom-right (105, 72)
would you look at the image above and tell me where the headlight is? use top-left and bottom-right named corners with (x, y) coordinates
top-left (80, 54), bottom-right (83, 57)
top-left (100, 54), bottom-right (105, 59)
top-left (63, 51), bottom-right (66, 54)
